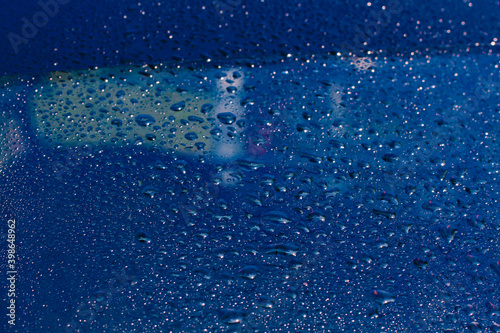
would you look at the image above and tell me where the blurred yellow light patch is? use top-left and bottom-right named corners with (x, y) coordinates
top-left (31, 65), bottom-right (216, 154)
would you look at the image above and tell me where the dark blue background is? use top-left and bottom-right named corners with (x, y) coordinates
top-left (0, 0), bottom-right (498, 76)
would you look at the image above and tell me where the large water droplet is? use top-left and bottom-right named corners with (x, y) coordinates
top-left (184, 132), bottom-right (198, 141)
top-left (373, 290), bottom-right (395, 305)
top-left (135, 114), bottom-right (156, 127)
top-left (170, 101), bottom-right (186, 111)
top-left (217, 112), bottom-right (237, 125)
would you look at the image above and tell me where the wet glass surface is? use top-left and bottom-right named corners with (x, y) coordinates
top-left (0, 0), bottom-right (499, 332)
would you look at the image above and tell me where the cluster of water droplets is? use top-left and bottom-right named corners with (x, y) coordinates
top-left (1, 51), bottom-right (499, 332)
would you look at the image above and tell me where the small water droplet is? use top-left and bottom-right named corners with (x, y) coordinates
top-left (239, 265), bottom-right (260, 280)
top-left (135, 231), bottom-right (152, 244)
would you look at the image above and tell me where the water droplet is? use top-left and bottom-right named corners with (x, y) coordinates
top-left (200, 103), bottom-right (213, 114)
top-left (170, 101), bottom-right (186, 111)
top-left (217, 112), bottom-right (237, 125)
top-left (226, 86), bottom-right (238, 93)
top-left (413, 258), bottom-right (428, 269)
top-left (262, 211), bottom-right (291, 224)
top-left (266, 243), bottom-right (299, 256)
top-left (234, 159), bottom-right (266, 171)
top-left (142, 186), bottom-right (159, 198)
top-left (241, 98), bottom-right (255, 106)
top-left (257, 296), bottom-right (274, 309)
top-left (382, 154), bottom-right (398, 163)
top-left (218, 309), bottom-right (245, 324)
top-left (155, 161), bottom-right (166, 170)
top-left (239, 265), bottom-right (260, 280)
top-left (115, 90), bottom-right (125, 98)
top-left (422, 202), bottom-right (442, 212)
top-left (111, 119), bottom-right (122, 126)
top-left (373, 209), bottom-right (396, 219)
top-left (373, 290), bottom-right (395, 305)
top-left (135, 114), bottom-right (156, 127)
top-left (184, 132), bottom-right (198, 141)
top-left (135, 231), bottom-right (152, 244)
top-left (439, 225), bottom-right (457, 243)
top-left (187, 116), bottom-right (204, 123)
